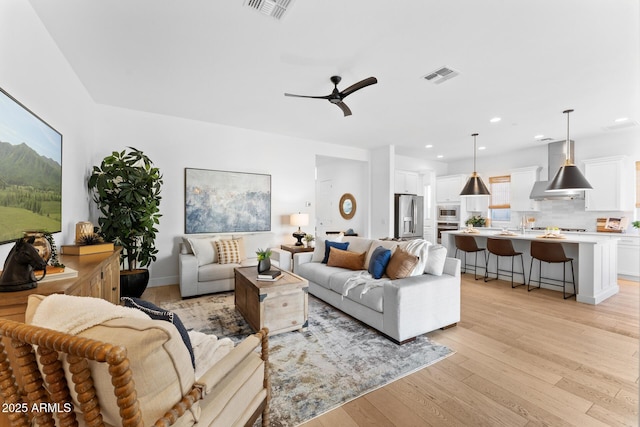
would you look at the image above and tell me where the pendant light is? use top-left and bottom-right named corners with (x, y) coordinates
top-left (546, 109), bottom-right (593, 192)
top-left (460, 133), bottom-right (491, 196)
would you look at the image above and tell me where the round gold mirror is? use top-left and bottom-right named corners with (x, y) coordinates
top-left (339, 193), bottom-right (356, 220)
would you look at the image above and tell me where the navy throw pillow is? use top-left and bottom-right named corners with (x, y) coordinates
top-left (121, 297), bottom-right (195, 368)
top-left (322, 241), bottom-right (350, 264)
top-left (368, 246), bottom-right (392, 279)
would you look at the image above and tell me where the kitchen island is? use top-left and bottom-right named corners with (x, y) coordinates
top-left (441, 229), bottom-right (619, 304)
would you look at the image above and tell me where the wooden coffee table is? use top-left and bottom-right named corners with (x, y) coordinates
top-left (234, 266), bottom-right (309, 336)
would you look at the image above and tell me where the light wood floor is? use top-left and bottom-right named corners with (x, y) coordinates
top-left (143, 276), bottom-right (639, 427)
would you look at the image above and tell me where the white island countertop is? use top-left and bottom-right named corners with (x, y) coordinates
top-left (441, 229), bottom-right (619, 305)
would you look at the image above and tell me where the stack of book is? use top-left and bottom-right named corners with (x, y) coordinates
top-left (257, 270), bottom-right (282, 281)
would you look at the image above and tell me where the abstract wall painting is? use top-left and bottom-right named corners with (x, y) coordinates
top-left (185, 168), bottom-right (271, 234)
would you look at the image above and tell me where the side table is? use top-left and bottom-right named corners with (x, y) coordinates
top-left (280, 244), bottom-right (314, 272)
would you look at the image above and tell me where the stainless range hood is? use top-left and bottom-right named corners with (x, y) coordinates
top-left (529, 141), bottom-right (585, 201)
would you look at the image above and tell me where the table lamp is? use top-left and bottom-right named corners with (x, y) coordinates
top-left (290, 213), bottom-right (309, 246)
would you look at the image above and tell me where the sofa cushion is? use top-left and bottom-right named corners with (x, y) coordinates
top-left (328, 270), bottom-right (367, 294)
top-left (342, 236), bottom-right (374, 255)
top-left (312, 233), bottom-right (343, 262)
top-left (296, 262), bottom-right (347, 290)
top-left (188, 236), bottom-right (219, 266)
top-left (198, 262), bottom-right (237, 282)
top-left (322, 241), bottom-right (350, 263)
top-left (400, 239), bottom-right (431, 276)
top-left (425, 244), bottom-right (448, 276)
top-left (368, 246), bottom-right (392, 279)
top-left (121, 297), bottom-right (195, 368)
top-left (386, 248), bottom-right (419, 279)
top-left (344, 284), bottom-right (384, 313)
top-left (216, 239), bottom-right (242, 264)
top-left (327, 248), bottom-right (366, 270)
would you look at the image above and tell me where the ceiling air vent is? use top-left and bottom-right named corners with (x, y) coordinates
top-left (245, 0), bottom-right (294, 20)
top-left (422, 66), bottom-right (459, 84)
top-left (603, 120), bottom-right (639, 131)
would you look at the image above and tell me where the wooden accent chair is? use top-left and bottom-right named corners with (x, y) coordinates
top-left (0, 298), bottom-right (270, 427)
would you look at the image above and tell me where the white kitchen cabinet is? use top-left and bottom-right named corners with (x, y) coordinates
top-left (617, 236), bottom-right (640, 279)
top-left (583, 156), bottom-right (632, 211)
top-left (436, 174), bottom-right (466, 203)
top-left (510, 166), bottom-right (541, 212)
top-left (463, 195), bottom-right (489, 213)
top-left (395, 170), bottom-right (419, 194)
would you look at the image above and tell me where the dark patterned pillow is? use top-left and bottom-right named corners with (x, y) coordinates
top-left (121, 297), bottom-right (195, 368)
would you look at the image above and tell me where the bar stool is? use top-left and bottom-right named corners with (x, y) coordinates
top-left (454, 235), bottom-right (486, 280)
top-left (484, 238), bottom-right (525, 288)
top-left (528, 240), bottom-right (576, 299)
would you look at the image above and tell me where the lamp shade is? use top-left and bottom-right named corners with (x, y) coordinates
top-left (546, 163), bottom-right (593, 192)
top-left (546, 109), bottom-right (593, 192)
top-left (460, 173), bottom-right (491, 196)
top-left (290, 213), bottom-right (309, 227)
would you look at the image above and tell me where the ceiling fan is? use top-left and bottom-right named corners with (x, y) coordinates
top-left (284, 75), bottom-right (378, 117)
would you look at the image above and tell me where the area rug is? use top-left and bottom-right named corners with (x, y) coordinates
top-left (164, 292), bottom-right (453, 426)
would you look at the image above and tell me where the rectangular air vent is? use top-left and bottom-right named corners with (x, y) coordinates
top-left (422, 66), bottom-right (459, 84)
top-left (603, 120), bottom-right (639, 131)
top-left (245, 0), bottom-right (294, 20)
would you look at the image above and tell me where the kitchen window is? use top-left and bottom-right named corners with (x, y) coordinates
top-left (489, 175), bottom-right (511, 222)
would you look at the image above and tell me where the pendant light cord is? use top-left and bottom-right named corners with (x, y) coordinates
top-left (472, 133), bottom-right (478, 173)
top-left (563, 109), bottom-right (573, 164)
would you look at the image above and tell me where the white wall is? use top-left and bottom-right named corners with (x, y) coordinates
top-left (93, 105), bottom-right (369, 286)
top-left (0, 1), bottom-right (95, 262)
top-left (315, 157), bottom-right (368, 237)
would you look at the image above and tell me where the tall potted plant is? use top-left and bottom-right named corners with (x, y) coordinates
top-left (88, 147), bottom-right (163, 297)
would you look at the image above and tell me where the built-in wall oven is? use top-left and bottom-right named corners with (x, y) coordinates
top-left (437, 205), bottom-right (460, 222)
top-left (437, 223), bottom-right (459, 243)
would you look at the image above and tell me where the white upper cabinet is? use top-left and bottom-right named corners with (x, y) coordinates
top-left (395, 170), bottom-right (419, 194)
top-left (583, 156), bottom-right (632, 211)
top-left (463, 195), bottom-right (489, 212)
top-left (436, 174), bottom-right (466, 203)
top-left (510, 166), bottom-right (541, 212)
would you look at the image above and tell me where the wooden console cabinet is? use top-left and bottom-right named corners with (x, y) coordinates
top-left (0, 248), bottom-right (121, 322)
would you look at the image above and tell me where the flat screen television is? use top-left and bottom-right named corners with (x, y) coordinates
top-left (0, 87), bottom-right (62, 245)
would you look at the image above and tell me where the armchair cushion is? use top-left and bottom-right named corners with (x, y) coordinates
top-left (121, 296), bottom-right (195, 368)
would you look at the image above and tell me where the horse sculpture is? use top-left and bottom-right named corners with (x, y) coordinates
top-left (0, 236), bottom-right (48, 292)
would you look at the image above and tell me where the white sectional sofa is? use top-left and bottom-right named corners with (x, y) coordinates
top-left (293, 236), bottom-right (461, 343)
top-left (178, 232), bottom-right (289, 297)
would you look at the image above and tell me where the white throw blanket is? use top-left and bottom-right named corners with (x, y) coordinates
top-left (31, 294), bottom-right (149, 334)
top-left (188, 331), bottom-right (234, 379)
top-left (342, 271), bottom-right (390, 297)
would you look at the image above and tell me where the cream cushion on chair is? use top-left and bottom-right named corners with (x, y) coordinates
top-left (26, 294), bottom-right (199, 427)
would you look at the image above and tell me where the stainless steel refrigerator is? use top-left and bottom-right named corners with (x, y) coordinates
top-left (394, 194), bottom-right (424, 239)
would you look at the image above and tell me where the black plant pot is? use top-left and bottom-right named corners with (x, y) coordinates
top-left (257, 258), bottom-right (271, 274)
top-left (120, 269), bottom-right (150, 298)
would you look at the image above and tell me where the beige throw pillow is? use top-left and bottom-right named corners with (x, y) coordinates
top-left (187, 237), bottom-right (218, 266)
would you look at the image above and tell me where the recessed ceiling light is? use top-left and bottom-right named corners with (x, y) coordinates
top-left (490, 117), bottom-right (501, 123)
top-left (425, 144), bottom-right (433, 148)
top-left (436, 155), bottom-right (444, 159)
top-left (614, 117), bottom-right (629, 123)
top-left (534, 134), bottom-right (545, 140)
top-left (478, 146), bottom-right (486, 150)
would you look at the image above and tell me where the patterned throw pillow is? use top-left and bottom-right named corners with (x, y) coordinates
top-left (215, 239), bottom-right (241, 264)
top-left (121, 297), bottom-right (195, 368)
top-left (385, 248), bottom-right (419, 280)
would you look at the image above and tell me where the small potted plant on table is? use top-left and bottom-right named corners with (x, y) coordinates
top-left (256, 248), bottom-right (272, 274)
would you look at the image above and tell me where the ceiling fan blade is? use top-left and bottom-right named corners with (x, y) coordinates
top-left (335, 101), bottom-right (352, 117)
top-left (340, 77), bottom-right (378, 98)
top-left (284, 93), bottom-right (331, 100)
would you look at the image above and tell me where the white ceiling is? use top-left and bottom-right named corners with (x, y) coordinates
top-left (29, 0), bottom-right (639, 162)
